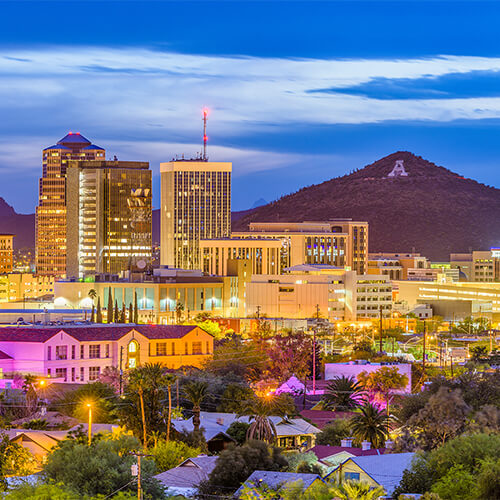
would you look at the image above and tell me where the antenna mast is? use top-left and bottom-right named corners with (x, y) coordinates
top-left (202, 108), bottom-right (208, 161)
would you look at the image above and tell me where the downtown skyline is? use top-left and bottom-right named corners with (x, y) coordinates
top-left (3, 1), bottom-right (500, 213)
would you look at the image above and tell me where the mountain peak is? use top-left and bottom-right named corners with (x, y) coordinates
top-left (0, 197), bottom-right (16, 217)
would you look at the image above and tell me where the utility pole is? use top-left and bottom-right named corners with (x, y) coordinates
top-left (379, 305), bottom-right (383, 354)
top-left (256, 305), bottom-right (261, 320)
top-left (119, 346), bottom-right (124, 395)
top-left (422, 320), bottom-right (427, 378)
top-left (313, 304), bottom-right (320, 395)
top-left (130, 451), bottom-right (152, 500)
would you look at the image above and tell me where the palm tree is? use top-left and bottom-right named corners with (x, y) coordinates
top-left (322, 375), bottom-right (364, 411)
top-left (330, 480), bottom-right (385, 500)
top-left (350, 402), bottom-right (391, 449)
top-left (88, 289), bottom-right (97, 303)
top-left (240, 397), bottom-right (278, 444)
top-left (183, 381), bottom-right (208, 432)
top-left (164, 373), bottom-right (177, 441)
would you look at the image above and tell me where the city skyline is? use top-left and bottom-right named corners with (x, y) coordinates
top-left (3, 1), bottom-right (500, 213)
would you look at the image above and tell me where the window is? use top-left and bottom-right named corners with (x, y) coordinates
top-left (156, 342), bottom-right (167, 356)
top-left (171, 342), bottom-right (176, 356)
top-left (71, 345), bottom-right (76, 360)
top-left (80, 367), bottom-right (84, 381)
top-left (71, 367), bottom-right (75, 382)
top-left (89, 367), bottom-right (101, 381)
top-left (192, 342), bottom-right (202, 355)
top-left (89, 345), bottom-right (100, 359)
top-left (55, 346), bottom-right (67, 360)
top-left (205, 341), bottom-right (210, 354)
top-left (105, 344), bottom-right (110, 358)
top-left (184, 342), bottom-right (189, 355)
top-left (47, 346), bottom-right (51, 361)
top-left (344, 473), bottom-right (360, 481)
top-left (55, 368), bottom-right (67, 381)
top-left (80, 345), bottom-right (85, 359)
top-left (47, 368), bottom-right (51, 377)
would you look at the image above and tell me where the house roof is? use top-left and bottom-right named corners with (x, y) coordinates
top-left (172, 412), bottom-right (320, 442)
top-left (0, 325), bottom-right (203, 343)
top-left (9, 431), bottom-right (65, 452)
top-left (57, 132), bottom-right (92, 145)
top-left (82, 144), bottom-right (105, 150)
top-left (236, 471), bottom-right (322, 497)
top-left (43, 144), bottom-right (71, 151)
top-left (154, 455), bottom-right (218, 489)
top-left (299, 410), bottom-right (356, 429)
top-left (328, 452), bottom-right (415, 495)
top-left (0, 350), bottom-right (13, 359)
top-left (309, 445), bottom-right (385, 460)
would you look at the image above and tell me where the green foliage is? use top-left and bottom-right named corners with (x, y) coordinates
top-left (329, 480), bottom-right (385, 499)
top-left (321, 375), bottom-right (364, 411)
top-left (226, 421), bottom-right (251, 445)
top-left (196, 319), bottom-right (222, 339)
top-left (96, 296), bottom-right (102, 323)
top-left (315, 419), bottom-right (351, 446)
top-left (475, 457), bottom-right (500, 500)
top-left (393, 453), bottom-right (434, 497)
top-left (175, 429), bottom-right (208, 452)
top-left (0, 433), bottom-right (37, 486)
top-left (198, 440), bottom-right (287, 495)
top-left (54, 382), bottom-right (118, 424)
top-left (357, 366), bottom-right (408, 410)
top-left (22, 418), bottom-right (48, 429)
top-left (431, 465), bottom-right (477, 500)
top-left (150, 439), bottom-right (201, 473)
top-left (217, 383), bottom-right (255, 413)
top-left (43, 434), bottom-right (165, 498)
top-left (350, 402), bottom-right (391, 448)
top-left (285, 451), bottom-right (319, 473)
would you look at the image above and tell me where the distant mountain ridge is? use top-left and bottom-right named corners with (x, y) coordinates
top-left (232, 151), bottom-right (500, 261)
top-left (0, 198), bottom-right (35, 249)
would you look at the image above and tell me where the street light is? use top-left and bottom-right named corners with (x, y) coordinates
top-left (86, 403), bottom-right (92, 446)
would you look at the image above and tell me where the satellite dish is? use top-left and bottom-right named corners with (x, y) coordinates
top-left (137, 260), bottom-right (147, 270)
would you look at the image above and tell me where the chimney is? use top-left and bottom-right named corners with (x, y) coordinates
top-left (361, 440), bottom-right (371, 451)
top-left (341, 438), bottom-right (353, 448)
top-left (385, 440), bottom-right (394, 450)
top-left (216, 417), bottom-right (224, 425)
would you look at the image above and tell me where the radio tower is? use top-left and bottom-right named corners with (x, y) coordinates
top-left (202, 108), bottom-right (208, 161)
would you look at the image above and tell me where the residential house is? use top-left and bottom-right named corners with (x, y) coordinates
top-left (0, 324), bottom-right (213, 382)
top-left (325, 452), bottom-right (415, 496)
top-left (171, 412), bottom-right (321, 453)
top-left (154, 455), bottom-right (218, 497)
top-left (236, 470), bottom-right (324, 498)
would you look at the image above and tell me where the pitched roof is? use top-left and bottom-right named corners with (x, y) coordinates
top-left (236, 471), bottom-right (322, 497)
top-left (0, 350), bottom-right (13, 359)
top-left (82, 144), bottom-right (105, 150)
top-left (154, 455), bottom-right (218, 489)
top-left (43, 144), bottom-right (71, 151)
top-left (328, 452), bottom-right (415, 495)
top-left (309, 445), bottom-right (385, 460)
top-left (0, 325), bottom-right (201, 343)
top-left (299, 409), bottom-right (356, 429)
top-left (57, 132), bottom-right (91, 145)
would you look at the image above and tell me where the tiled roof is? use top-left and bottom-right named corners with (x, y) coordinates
top-left (57, 132), bottom-right (91, 145)
top-left (300, 409), bottom-right (356, 429)
top-left (43, 144), bottom-right (71, 151)
top-left (154, 455), bottom-right (218, 489)
top-left (0, 325), bottom-right (201, 343)
top-left (309, 445), bottom-right (385, 460)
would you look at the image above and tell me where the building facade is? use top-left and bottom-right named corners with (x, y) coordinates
top-left (66, 160), bottom-right (152, 278)
top-left (368, 252), bottom-right (429, 280)
top-left (0, 325), bottom-right (213, 381)
top-left (450, 249), bottom-right (500, 282)
top-left (245, 264), bottom-right (392, 321)
top-left (160, 160), bottom-right (232, 270)
top-left (36, 133), bottom-right (105, 277)
top-left (0, 273), bottom-right (54, 303)
top-left (233, 220), bottom-right (368, 274)
top-left (0, 234), bottom-right (14, 273)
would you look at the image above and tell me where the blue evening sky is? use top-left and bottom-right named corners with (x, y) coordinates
top-left (2, 1), bottom-right (500, 212)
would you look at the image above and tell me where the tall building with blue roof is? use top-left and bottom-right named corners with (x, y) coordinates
top-left (36, 133), bottom-right (105, 277)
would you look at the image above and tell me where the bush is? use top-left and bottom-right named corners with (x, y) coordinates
top-left (150, 439), bottom-right (202, 473)
top-left (226, 421), bottom-right (250, 445)
top-left (315, 419), bottom-right (351, 446)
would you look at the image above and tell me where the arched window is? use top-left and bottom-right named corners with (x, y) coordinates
top-left (127, 340), bottom-right (139, 368)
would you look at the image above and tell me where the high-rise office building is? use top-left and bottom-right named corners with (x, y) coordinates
top-left (36, 133), bottom-right (105, 277)
top-left (160, 160), bottom-right (232, 270)
top-left (66, 160), bottom-right (152, 278)
top-left (0, 234), bottom-right (14, 273)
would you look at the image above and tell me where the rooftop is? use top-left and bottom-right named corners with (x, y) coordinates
top-left (236, 471), bottom-right (322, 497)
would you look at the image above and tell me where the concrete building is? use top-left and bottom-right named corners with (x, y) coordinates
top-left (233, 220), bottom-right (368, 274)
top-left (0, 234), bottom-right (14, 274)
top-left (66, 160), bottom-right (152, 278)
top-left (451, 249), bottom-right (500, 282)
top-left (54, 265), bottom-right (248, 322)
top-left (160, 160), bottom-right (232, 270)
top-left (368, 252), bottom-right (429, 280)
top-left (36, 133), bottom-right (105, 277)
top-left (0, 324), bottom-right (213, 380)
top-left (245, 264), bottom-right (392, 321)
top-left (0, 273), bottom-right (54, 303)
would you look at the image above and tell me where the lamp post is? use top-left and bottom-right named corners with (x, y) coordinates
top-left (86, 403), bottom-right (92, 446)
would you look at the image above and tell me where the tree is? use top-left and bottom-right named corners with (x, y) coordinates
top-left (183, 381), bottom-right (208, 432)
top-left (88, 288), bottom-right (97, 303)
top-left (322, 375), bottom-right (364, 411)
top-left (163, 373), bottom-right (177, 441)
top-left (114, 299), bottom-right (119, 323)
top-left (107, 288), bottom-right (113, 323)
top-left (120, 303), bottom-right (126, 323)
top-left (431, 465), bottom-right (477, 500)
top-left (43, 434), bottom-right (165, 498)
top-left (315, 419), bottom-right (351, 446)
top-left (240, 397), bottom-right (279, 444)
top-left (91, 304), bottom-right (95, 322)
top-left (266, 332), bottom-right (313, 382)
top-left (2, 483), bottom-right (79, 499)
top-left (0, 433), bottom-right (36, 487)
top-left (22, 374), bottom-right (38, 416)
top-left (128, 302), bottom-right (133, 323)
top-left (330, 481), bottom-right (385, 500)
top-left (393, 453), bottom-right (434, 497)
top-left (150, 439), bottom-right (201, 473)
top-left (475, 457), bottom-right (500, 500)
top-left (217, 383), bottom-right (255, 413)
top-left (98, 366), bottom-right (122, 393)
top-left (357, 366), bottom-right (408, 414)
top-left (175, 301), bottom-right (184, 323)
top-left (198, 440), bottom-right (287, 495)
top-left (96, 296), bottom-right (103, 323)
top-left (350, 402), bottom-right (391, 448)
top-left (470, 345), bottom-right (488, 363)
top-left (407, 387), bottom-right (471, 450)
top-left (227, 421), bottom-right (251, 445)
top-left (133, 291), bottom-right (139, 323)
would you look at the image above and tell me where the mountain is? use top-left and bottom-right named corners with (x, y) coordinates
top-left (0, 198), bottom-right (35, 250)
top-left (232, 151), bottom-right (500, 261)
top-left (251, 197), bottom-right (268, 209)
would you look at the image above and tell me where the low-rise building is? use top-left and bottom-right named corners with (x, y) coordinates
top-left (245, 264), bottom-right (392, 321)
top-left (0, 273), bottom-right (54, 303)
top-left (0, 234), bottom-right (14, 274)
top-left (368, 252), bottom-right (429, 280)
top-left (451, 249), bottom-right (500, 282)
top-left (0, 324), bottom-right (213, 381)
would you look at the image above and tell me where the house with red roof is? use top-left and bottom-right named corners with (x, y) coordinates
top-left (0, 324), bottom-right (213, 383)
